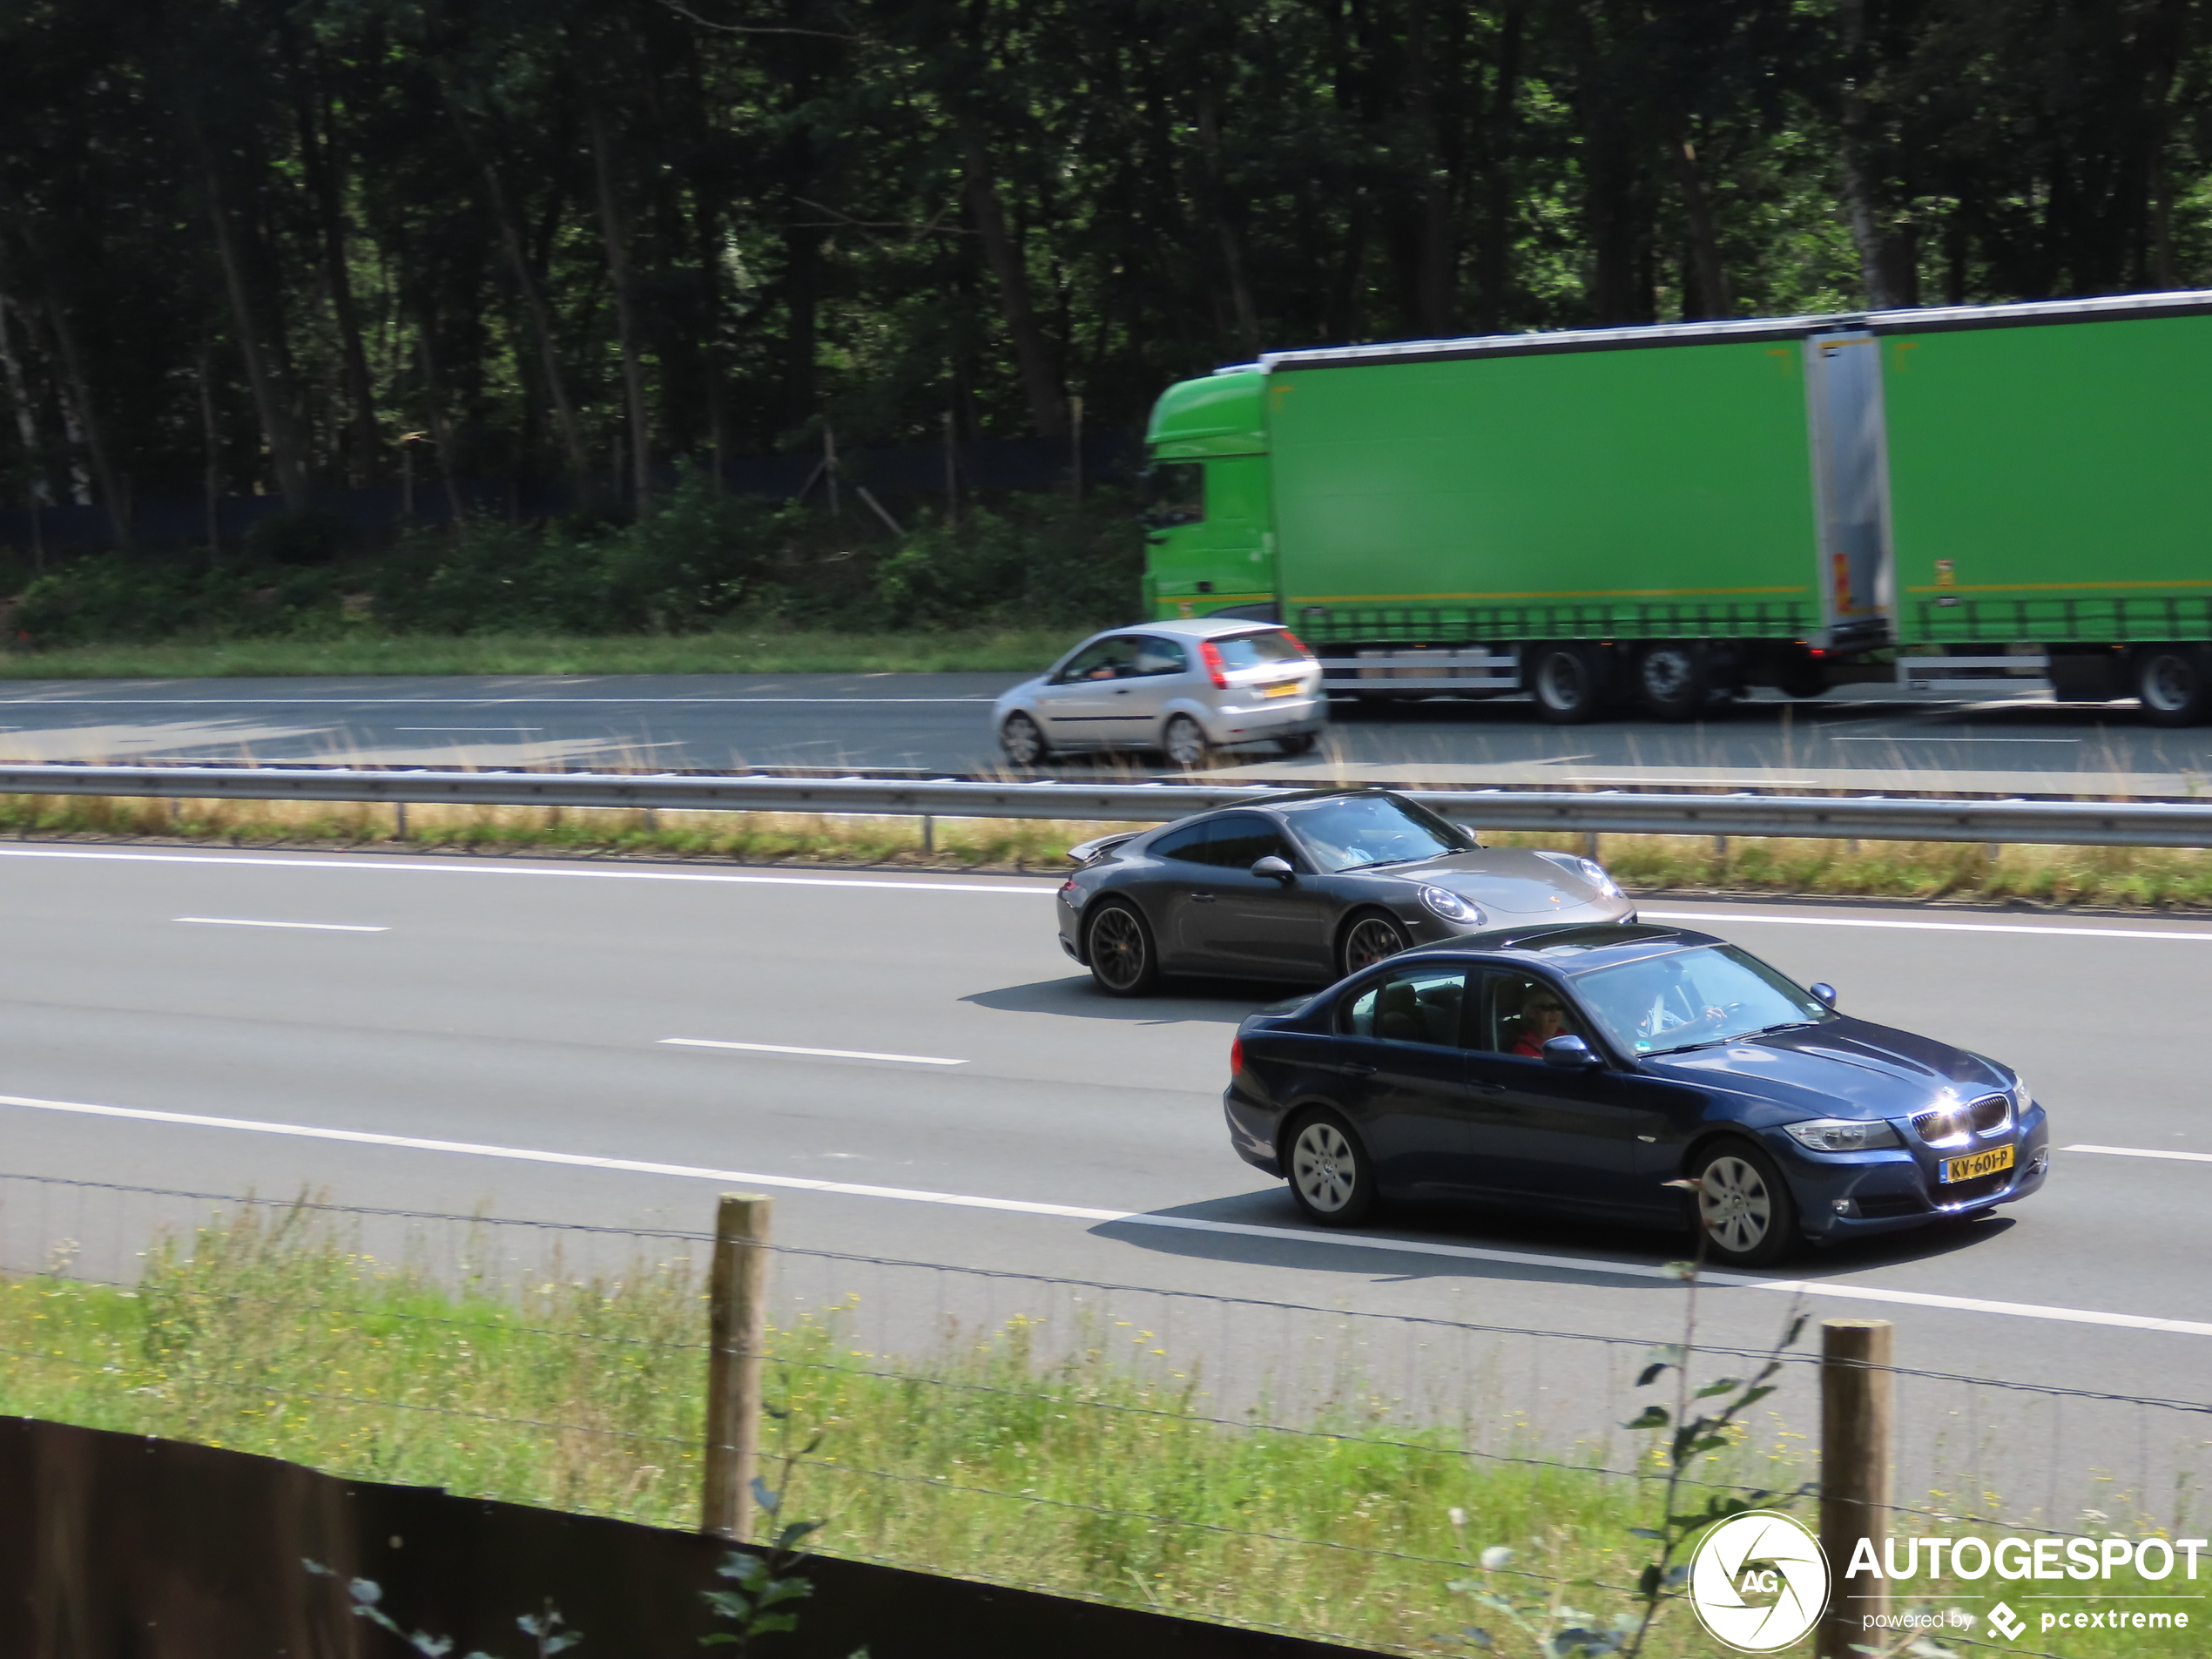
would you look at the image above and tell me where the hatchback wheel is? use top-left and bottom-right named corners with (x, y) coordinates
top-left (1000, 711), bottom-right (1049, 766)
top-left (1689, 1141), bottom-right (1797, 1267)
top-left (1278, 730), bottom-right (1318, 757)
top-left (1338, 911), bottom-right (1409, 978)
top-left (1083, 900), bottom-right (1157, 995)
top-left (1285, 1111), bottom-right (1377, 1225)
top-left (1163, 713), bottom-right (1212, 769)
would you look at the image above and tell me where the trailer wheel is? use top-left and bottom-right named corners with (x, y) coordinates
top-left (2135, 647), bottom-right (2212, 727)
top-left (1635, 644), bottom-right (1708, 720)
top-left (1530, 644), bottom-right (1607, 725)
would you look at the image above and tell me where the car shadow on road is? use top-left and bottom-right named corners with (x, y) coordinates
top-left (962, 974), bottom-right (1305, 1026)
top-left (1089, 1189), bottom-right (2017, 1289)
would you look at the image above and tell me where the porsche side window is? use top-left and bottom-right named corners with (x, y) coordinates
top-left (1340, 968), bottom-right (1469, 1047)
top-left (1204, 813), bottom-right (1292, 869)
top-left (1150, 823), bottom-right (1213, 863)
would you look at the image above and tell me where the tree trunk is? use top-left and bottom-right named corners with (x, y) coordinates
top-left (1473, 2), bottom-right (1525, 333)
top-left (442, 94), bottom-right (591, 485)
top-left (957, 110), bottom-right (1066, 437)
top-left (589, 102), bottom-right (655, 511)
top-left (1194, 92), bottom-right (1260, 355)
top-left (1667, 127), bottom-right (1730, 319)
top-left (1406, 1), bottom-right (1456, 336)
top-left (1838, 0), bottom-right (1911, 310)
top-left (295, 72), bottom-right (381, 485)
top-left (0, 293), bottom-right (48, 509)
top-left (189, 121), bottom-right (311, 509)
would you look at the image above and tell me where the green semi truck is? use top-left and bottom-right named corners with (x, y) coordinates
top-left (1139, 291), bottom-right (2212, 725)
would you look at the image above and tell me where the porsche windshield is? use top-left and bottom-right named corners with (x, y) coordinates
top-left (1291, 796), bottom-right (1467, 873)
top-left (1573, 944), bottom-right (1834, 1056)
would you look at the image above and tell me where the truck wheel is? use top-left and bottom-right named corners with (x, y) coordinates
top-left (2135, 648), bottom-right (2212, 727)
top-left (1774, 651), bottom-right (1827, 699)
top-left (1635, 644), bottom-right (1708, 720)
top-left (1529, 645), bottom-right (1606, 725)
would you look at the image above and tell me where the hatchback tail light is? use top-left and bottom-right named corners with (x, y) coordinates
top-left (1280, 630), bottom-right (1312, 658)
top-left (1229, 1035), bottom-right (1244, 1076)
top-left (1199, 640), bottom-right (1230, 689)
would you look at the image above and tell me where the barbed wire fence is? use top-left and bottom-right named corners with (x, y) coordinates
top-left (0, 1170), bottom-right (2202, 1656)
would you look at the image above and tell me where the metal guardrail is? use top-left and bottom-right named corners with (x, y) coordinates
top-left (3, 761), bottom-right (2212, 848)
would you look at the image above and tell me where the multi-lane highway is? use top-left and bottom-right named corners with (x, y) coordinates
top-left (2, 672), bottom-right (2210, 795)
top-left (0, 835), bottom-right (2205, 1523)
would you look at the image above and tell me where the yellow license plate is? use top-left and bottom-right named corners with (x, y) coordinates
top-left (1260, 681), bottom-right (1301, 698)
top-left (1941, 1144), bottom-right (2015, 1184)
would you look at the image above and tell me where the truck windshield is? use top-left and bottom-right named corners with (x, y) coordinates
top-left (1573, 945), bottom-right (1834, 1056)
top-left (1143, 462), bottom-right (1204, 526)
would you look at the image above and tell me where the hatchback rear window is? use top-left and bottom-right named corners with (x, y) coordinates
top-left (1212, 630), bottom-right (1310, 670)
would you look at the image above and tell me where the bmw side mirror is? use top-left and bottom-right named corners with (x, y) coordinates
top-left (1250, 855), bottom-right (1295, 882)
top-left (1542, 1035), bottom-right (1601, 1069)
top-left (1811, 983), bottom-right (1838, 1008)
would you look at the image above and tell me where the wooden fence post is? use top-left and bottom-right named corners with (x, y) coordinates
top-left (701, 1192), bottom-right (772, 1541)
top-left (1818, 1318), bottom-right (1893, 1658)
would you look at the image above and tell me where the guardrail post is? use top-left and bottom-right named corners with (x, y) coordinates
top-left (1818, 1318), bottom-right (1893, 1658)
top-left (702, 1192), bottom-right (772, 1541)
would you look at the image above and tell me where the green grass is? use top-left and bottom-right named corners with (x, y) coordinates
top-left (0, 1204), bottom-right (2202, 1656)
top-left (8, 786), bottom-right (2212, 910)
top-left (0, 626), bottom-right (1072, 679)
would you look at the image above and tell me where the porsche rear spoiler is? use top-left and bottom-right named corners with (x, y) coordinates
top-left (1066, 831), bottom-right (1141, 864)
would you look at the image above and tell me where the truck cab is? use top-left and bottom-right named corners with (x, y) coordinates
top-left (1140, 369), bottom-right (1277, 620)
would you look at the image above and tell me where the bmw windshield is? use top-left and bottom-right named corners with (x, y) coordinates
top-left (1572, 944), bottom-right (1835, 1056)
top-left (1291, 795), bottom-right (1470, 873)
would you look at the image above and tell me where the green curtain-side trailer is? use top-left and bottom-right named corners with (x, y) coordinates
top-left (1141, 290), bottom-right (2212, 725)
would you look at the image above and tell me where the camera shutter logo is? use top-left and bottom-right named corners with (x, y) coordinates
top-left (1689, 1510), bottom-right (1831, 1653)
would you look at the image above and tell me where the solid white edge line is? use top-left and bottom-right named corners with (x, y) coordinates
top-left (662, 1038), bottom-right (966, 1066)
top-left (2064, 1143), bottom-right (2212, 1164)
top-left (0, 845), bottom-right (1050, 895)
top-left (1, 1090), bottom-right (2207, 1339)
top-left (175, 917), bottom-right (389, 933)
top-left (1645, 907), bottom-right (2212, 943)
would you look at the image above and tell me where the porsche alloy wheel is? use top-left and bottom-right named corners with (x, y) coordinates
top-left (1339, 912), bottom-right (1409, 978)
top-left (1084, 900), bottom-right (1157, 995)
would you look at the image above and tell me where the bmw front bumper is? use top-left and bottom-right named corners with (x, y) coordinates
top-left (1768, 1104), bottom-right (2052, 1242)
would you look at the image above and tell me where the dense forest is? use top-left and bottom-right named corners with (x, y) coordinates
top-left (1, 0), bottom-right (2208, 543)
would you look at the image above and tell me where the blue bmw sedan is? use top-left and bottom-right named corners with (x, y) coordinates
top-left (1223, 922), bottom-right (2049, 1266)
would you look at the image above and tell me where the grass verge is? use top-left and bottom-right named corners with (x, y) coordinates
top-left (0, 627), bottom-right (1067, 679)
top-left (7, 789), bottom-right (2212, 909)
top-left (0, 1205), bottom-right (2198, 1656)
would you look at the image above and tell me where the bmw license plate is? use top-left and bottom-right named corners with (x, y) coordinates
top-left (1259, 681), bottom-right (1300, 698)
top-left (1941, 1144), bottom-right (2014, 1184)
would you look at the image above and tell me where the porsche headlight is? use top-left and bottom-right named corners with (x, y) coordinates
top-left (1536, 850), bottom-right (1623, 899)
top-left (1783, 1117), bottom-right (1903, 1153)
top-left (1419, 886), bottom-right (1486, 925)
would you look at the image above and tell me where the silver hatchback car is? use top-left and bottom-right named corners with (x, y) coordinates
top-left (995, 618), bottom-right (1327, 768)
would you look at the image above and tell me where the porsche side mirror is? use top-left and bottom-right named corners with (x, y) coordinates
top-left (1811, 982), bottom-right (1838, 1008)
top-left (1542, 1035), bottom-right (1602, 1069)
top-left (1250, 855), bottom-right (1295, 882)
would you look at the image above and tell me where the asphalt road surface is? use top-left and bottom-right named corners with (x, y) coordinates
top-left (3, 673), bottom-right (2210, 795)
top-left (0, 839), bottom-right (2204, 1528)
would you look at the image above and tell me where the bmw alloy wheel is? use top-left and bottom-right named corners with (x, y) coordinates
top-left (1288, 1115), bottom-right (1374, 1224)
top-left (1691, 1144), bottom-right (1796, 1265)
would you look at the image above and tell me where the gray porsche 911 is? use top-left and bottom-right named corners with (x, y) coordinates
top-left (1055, 788), bottom-right (1634, 994)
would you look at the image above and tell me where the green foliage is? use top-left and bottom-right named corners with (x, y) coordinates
top-left (246, 507), bottom-right (351, 567)
top-left (304, 1561), bottom-right (580, 1658)
top-left (872, 495), bottom-right (1144, 630)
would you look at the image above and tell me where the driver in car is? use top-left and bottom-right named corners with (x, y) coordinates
top-left (1511, 988), bottom-right (1569, 1056)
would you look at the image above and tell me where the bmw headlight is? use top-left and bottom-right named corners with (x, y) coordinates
top-left (1419, 886), bottom-right (1486, 925)
top-left (1784, 1117), bottom-right (1903, 1153)
top-left (1536, 850), bottom-right (1623, 898)
top-left (2013, 1077), bottom-right (2034, 1115)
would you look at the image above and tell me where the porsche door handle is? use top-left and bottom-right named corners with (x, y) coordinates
top-left (1189, 892), bottom-right (1216, 902)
